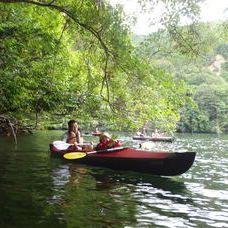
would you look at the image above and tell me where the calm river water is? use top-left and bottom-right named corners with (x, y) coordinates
top-left (0, 131), bottom-right (228, 228)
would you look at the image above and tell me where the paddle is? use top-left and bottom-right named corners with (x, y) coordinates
top-left (53, 140), bottom-right (92, 149)
top-left (63, 146), bottom-right (125, 160)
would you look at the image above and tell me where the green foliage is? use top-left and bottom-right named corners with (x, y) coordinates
top-left (178, 105), bottom-right (211, 133)
top-left (0, 0), bottom-right (208, 133)
top-left (135, 20), bottom-right (228, 133)
top-left (216, 43), bottom-right (228, 58)
top-left (0, 5), bottom-right (69, 114)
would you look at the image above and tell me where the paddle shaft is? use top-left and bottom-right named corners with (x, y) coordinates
top-left (78, 142), bottom-right (92, 146)
top-left (86, 146), bottom-right (124, 155)
top-left (68, 142), bottom-right (92, 146)
top-left (63, 147), bottom-right (125, 160)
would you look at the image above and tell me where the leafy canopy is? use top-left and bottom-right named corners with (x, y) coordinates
top-left (0, 0), bottom-right (205, 131)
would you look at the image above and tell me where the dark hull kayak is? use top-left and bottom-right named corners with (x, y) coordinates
top-left (133, 136), bottom-right (175, 142)
top-left (49, 144), bottom-right (196, 176)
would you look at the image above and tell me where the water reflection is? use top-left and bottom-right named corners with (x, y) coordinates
top-left (92, 170), bottom-right (187, 194)
top-left (1, 132), bottom-right (228, 228)
top-left (48, 140), bottom-right (228, 228)
top-left (48, 163), bottom-right (195, 227)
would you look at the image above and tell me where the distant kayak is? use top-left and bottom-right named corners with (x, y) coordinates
top-left (133, 135), bottom-right (175, 142)
top-left (91, 132), bottom-right (101, 136)
top-left (49, 143), bottom-right (196, 176)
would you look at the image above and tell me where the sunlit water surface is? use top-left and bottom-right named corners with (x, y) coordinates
top-left (0, 131), bottom-right (228, 228)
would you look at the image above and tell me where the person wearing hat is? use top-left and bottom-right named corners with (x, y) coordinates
top-left (95, 132), bottom-right (121, 150)
top-left (95, 132), bottom-right (111, 150)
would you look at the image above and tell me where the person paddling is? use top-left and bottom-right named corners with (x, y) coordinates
top-left (152, 128), bottom-right (160, 138)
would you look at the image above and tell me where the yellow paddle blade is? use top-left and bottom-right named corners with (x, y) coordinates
top-left (63, 152), bottom-right (87, 160)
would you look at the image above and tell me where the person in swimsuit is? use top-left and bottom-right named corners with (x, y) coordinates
top-left (66, 120), bottom-right (82, 150)
top-left (66, 120), bottom-right (81, 144)
top-left (66, 120), bottom-right (93, 151)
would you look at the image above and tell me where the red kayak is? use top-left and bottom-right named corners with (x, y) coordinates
top-left (49, 144), bottom-right (196, 176)
top-left (133, 135), bottom-right (175, 142)
top-left (91, 132), bottom-right (101, 136)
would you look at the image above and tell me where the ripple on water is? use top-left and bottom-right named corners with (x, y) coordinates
top-left (1, 132), bottom-right (228, 228)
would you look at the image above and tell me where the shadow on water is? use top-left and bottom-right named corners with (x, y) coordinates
top-left (90, 168), bottom-right (187, 194)
top-left (55, 163), bottom-right (195, 228)
top-left (51, 155), bottom-right (188, 195)
top-left (66, 163), bottom-right (194, 203)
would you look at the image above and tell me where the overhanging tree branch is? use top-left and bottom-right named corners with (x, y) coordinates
top-left (0, 0), bottom-right (112, 103)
